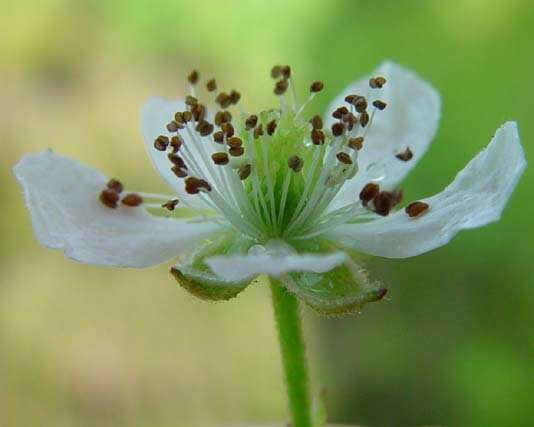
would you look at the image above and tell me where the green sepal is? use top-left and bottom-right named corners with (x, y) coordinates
top-left (170, 232), bottom-right (254, 302)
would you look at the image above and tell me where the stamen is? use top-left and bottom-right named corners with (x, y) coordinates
top-left (195, 120), bottom-right (214, 136)
top-left (336, 152), bottom-right (352, 165)
top-left (253, 124), bottom-right (264, 139)
top-left (331, 122), bottom-right (345, 137)
top-left (166, 121), bottom-right (181, 132)
top-left (405, 201), bottom-right (429, 218)
top-left (274, 80), bottom-right (288, 95)
top-left (238, 164), bottom-right (252, 180)
top-left (215, 92), bottom-right (232, 109)
top-left (266, 120), bottom-right (277, 136)
top-left (396, 147), bottom-right (413, 161)
top-left (99, 189), bottom-right (119, 209)
top-left (212, 152), bottom-right (229, 165)
top-left (170, 136), bottom-right (182, 152)
top-left (185, 95), bottom-right (198, 107)
top-left (229, 146), bottom-right (244, 157)
top-left (154, 135), bottom-right (169, 151)
top-left (369, 76), bottom-right (386, 88)
top-left (373, 190), bottom-right (403, 216)
top-left (360, 112), bottom-right (370, 127)
top-left (213, 131), bottom-right (225, 144)
top-left (221, 122), bottom-right (234, 137)
top-left (162, 199), bottom-right (179, 211)
top-left (168, 153), bottom-right (187, 169)
top-left (227, 136), bottom-right (243, 148)
top-left (122, 193), bottom-right (143, 207)
top-left (311, 129), bottom-right (325, 145)
top-left (182, 111), bottom-right (192, 122)
top-left (332, 106), bottom-right (349, 119)
top-left (245, 114), bottom-right (258, 130)
top-left (185, 177), bottom-right (212, 194)
top-left (107, 179), bottom-right (124, 193)
top-left (171, 166), bottom-right (188, 178)
top-left (348, 137), bottom-right (364, 151)
top-left (310, 115), bottom-right (323, 129)
top-left (359, 183), bottom-right (380, 206)
top-left (310, 81), bottom-right (324, 93)
top-left (206, 78), bottom-right (217, 92)
top-left (188, 70), bottom-right (199, 85)
top-left (229, 90), bottom-right (241, 104)
top-left (270, 65), bottom-right (283, 79)
top-left (287, 155), bottom-right (304, 172)
top-left (372, 100), bottom-right (387, 110)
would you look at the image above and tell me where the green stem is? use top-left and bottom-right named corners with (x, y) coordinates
top-left (270, 279), bottom-right (312, 427)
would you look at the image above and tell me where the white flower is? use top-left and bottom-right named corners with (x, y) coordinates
top-left (14, 62), bottom-right (526, 314)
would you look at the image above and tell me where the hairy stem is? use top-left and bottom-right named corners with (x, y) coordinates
top-left (270, 278), bottom-right (312, 427)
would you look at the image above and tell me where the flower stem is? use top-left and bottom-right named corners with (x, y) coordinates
top-left (270, 278), bottom-right (312, 427)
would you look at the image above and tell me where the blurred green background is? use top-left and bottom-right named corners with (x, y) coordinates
top-left (1, 0), bottom-right (532, 426)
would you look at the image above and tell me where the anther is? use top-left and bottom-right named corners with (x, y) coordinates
top-left (310, 81), bottom-right (324, 93)
top-left (162, 199), bottom-right (179, 211)
top-left (99, 189), bottom-right (119, 209)
top-left (212, 152), bottom-right (230, 165)
top-left (229, 90), bottom-right (241, 104)
top-left (373, 190), bottom-right (403, 216)
top-left (266, 120), bottom-right (277, 136)
top-left (369, 76), bottom-right (386, 89)
top-left (191, 104), bottom-right (207, 122)
top-left (188, 70), bottom-right (199, 85)
top-left (238, 164), bottom-right (252, 180)
top-left (185, 177), bottom-right (211, 194)
top-left (372, 100), bottom-right (387, 110)
top-left (172, 166), bottom-right (188, 178)
top-left (342, 112), bottom-right (357, 130)
top-left (206, 78), bottom-right (217, 92)
top-left (405, 201), bottom-right (429, 218)
top-left (214, 110), bottom-right (232, 126)
top-left (166, 121), bottom-right (181, 132)
top-left (182, 111), bottom-right (193, 122)
top-left (168, 153), bottom-right (187, 169)
top-left (154, 135), bottom-right (169, 151)
top-left (274, 80), bottom-right (289, 95)
top-left (352, 96), bottom-right (367, 113)
top-left (170, 136), bottom-right (182, 152)
top-left (360, 112), bottom-right (370, 127)
top-left (213, 130), bottom-right (225, 144)
top-left (332, 106), bottom-right (349, 119)
top-left (185, 95), bottom-right (198, 107)
top-left (281, 65), bottom-right (291, 79)
top-left (215, 92), bottom-right (232, 108)
top-left (395, 147), bottom-right (413, 161)
top-left (254, 124), bottom-right (264, 139)
top-left (196, 120), bottom-right (214, 136)
top-left (221, 122), bottom-right (234, 137)
top-left (106, 179), bottom-right (124, 193)
top-left (174, 112), bottom-right (185, 124)
top-left (359, 183), bottom-right (380, 206)
top-left (336, 152), bottom-right (352, 165)
top-left (288, 155), bottom-right (304, 172)
top-left (348, 136), bottom-right (364, 150)
top-left (311, 129), bottom-right (325, 145)
top-left (245, 114), bottom-right (258, 130)
top-left (344, 95), bottom-right (356, 104)
top-left (229, 146), bottom-right (245, 157)
top-left (331, 122), bottom-right (345, 137)
top-left (121, 193), bottom-right (143, 207)
top-left (310, 115), bottom-right (323, 130)
top-left (271, 65), bottom-right (283, 79)
top-left (227, 136), bottom-right (243, 148)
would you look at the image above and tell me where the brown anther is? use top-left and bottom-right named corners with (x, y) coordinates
top-left (359, 182), bottom-right (380, 206)
top-left (213, 130), bottom-right (225, 144)
top-left (311, 129), bottom-right (325, 145)
top-left (287, 155), bottom-right (304, 172)
top-left (106, 179), bottom-right (124, 193)
top-left (271, 65), bottom-right (283, 79)
top-left (274, 79), bottom-right (289, 95)
top-left (336, 152), bottom-right (352, 165)
top-left (215, 92), bottom-right (232, 108)
top-left (344, 94), bottom-right (356, 104)
top-left (266, 120), bottom-right (277, 136)
top-left (395, 147), bottom-right (413, 161)
top-left (166, 121), bottom-right (180, 132)
top-left (348, 136), bottom-right (364, 151)
top-left (153, 135), bottom-right (169, 151)
top-left (281, 65), bottom-right (291, 79)
top-left (310, 115), bottom-right (323, 130)
top-left (372, 100), bottom-right (387, 110)
top-left (196, 120), bottom-right (214, 136)
top-left (221, 122), bottom-right (234, 137)
top-left (206, 78), bottom-right (217, 92)
top-left (171, 166), bottom-right (188, 178)
top-left (310, 81), bottom-right (324, 93)
top-left (212, 152), bottom-right (229, 165)
top-left (352, 96), bottom-right (368, 113)
top-left (185, 95), bottom-right (198, 106)
top-left (229, 90), bottom-right (241, 104)
top-left (405, 201), bottom-right (429, 218)
top-left (238, 164), bottom-right (252, 180)
top-left (369, 76), bottom-right (386, 89)
top-left (227, 136), bottom-right (243, 148)
top-left (245, 114), bottom-right (258, 130)
top-left (360, 112), bottom-right (370, 127)
top-left (187, 70), bottom-right (199, 85)
top-left (182, 111), bottom-right (192, 122)
top-left (342, 112), bottom-right (357, 130)
top-left (174, 112), bottom-right (184, 124)
top-left (254, 124), bottom-right (264, 139)
top-left (331, 122), bottom-right (345, 137)
top-left (229, 146), bottom-right (245, 157)
top-left (214, 111), bottom-right (225, 126)
top-left (99, 189), bottom-right (119, 209)
top-left (373, 190), bottom-right (403, 216)
top-left (185, 177), bottom-right (211, 194)
top-left (121, 193), bottom-right (143, 207)
top-left (168, 153), bottom-right (186, 169)
top-left (332, 106), bottom-right (349, 119)
top-left (191, 104), bottom-right (207, 122)
top-left (170, 136), bottom-right (182, 152)
top-left (162, 199), bottom-right (179, 211)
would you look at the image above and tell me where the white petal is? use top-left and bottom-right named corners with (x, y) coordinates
top-left (205, 240), bottom-right (347, 281)
top-left (328, 122), bottom-right (526, 258)
top-left (141, 97), bottom-right (213, 209)
top-left (13, 150), bottom-right (222, 268)
top-left (325, 61), bottom-right (441, 210)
